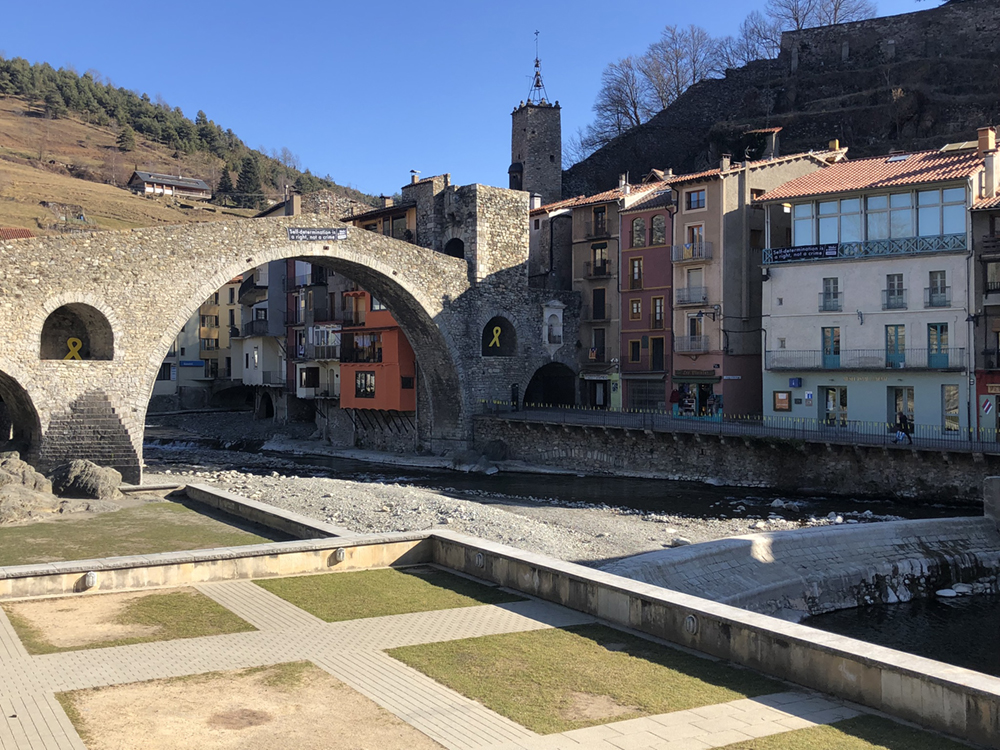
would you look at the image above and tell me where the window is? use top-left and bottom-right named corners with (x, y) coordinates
top-left (821, 277), bottom-right (841, 311)
top-left (370, 297), bottom-right (387, 311)
top-left (778, 337), bottom-right (786, 349)
top-left (652, 297), bottom-right (664, 327)
top-left (156, 362), bottom-right (173, 381)
top-left (593, 206), bottom-right (607, 235)
top-left (364, 222), bottom-right (378, 232)
top-left (213, 292), bottom-right (219, 304)
top-left (228, 309), bottom-right (235, 326)
top-left (942, 384), bottom-right (959, 431)
top-left (987, 262), bottom-right (1000, 294)
top-left (630, 258), bottom-right (643, 289)
top-left (592, 288), bottom-right (606, 320)
top-left (534, 219), bottom-right (540, 230)
top-left (918, 188), bottom-right (965, 237)
top-left (299, 367), bottom-right (319, 388)
top-left (889, 386), bottom-right (914, 425)
top-left (245, 353), bottom-right (250, 369)
top-left (391, 215), bottom-right (408, 240)
top-left (401, 376), bottom-right (415, 389)
top-left (928, 323), bottom-right (949, 367)
top-left (687, 224), bottom-right (704, 245)
top-left (688, 314), bottom-right (703, 337)
top-left (884, 273), bottom-right (905, 309)
top-left (886, 325), bottom-right (905, 367)
top-left (685, 189), bottom-right (706, 211)
top-left (590, 328), bottom-right (606, 362)
top-left (630, 299), bottom-right (641, 321)
top-left (822, 327), bottom-right (840, 368)
top-left (818, 198), bottom-right (861, 244)
top-left (629, 340), bottom-right (641, 362)
top-left (631, 217), bottom-right (646, 248)
top-left (792, 203), bottom-right (814, 246)
top-left (927, 270), bottom-right (949, 307)
top-left (650, 215), bottom-right (666, 245)
top-left (228, 287), bottom-right (235, 304)
top-left (355, 371), bottom-right (376, 398)
top-left (179, 347), bottom-right (185, 356)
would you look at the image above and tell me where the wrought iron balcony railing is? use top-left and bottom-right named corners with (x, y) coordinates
top-left (675, 335), bottom-right (710, 353)
top-left (671, 241), bottom-right (713, 262)
top-left (676, 286), bottom-right (709, 306)
top-left (765, 347), bottom-right (966, 371)
top-left (819, 292), bottom-right (844, 312)
top-left (924, 286), bottom-right (951, 308)
top-left (881, 289), bottom-right (907, 310)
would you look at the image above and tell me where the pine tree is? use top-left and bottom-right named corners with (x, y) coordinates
top-left (116, 125), bottom-right (136, 152)
top-left (216, 169), bottom-right (234, 206)
top-left (235, 154), bottom-right (263, 208)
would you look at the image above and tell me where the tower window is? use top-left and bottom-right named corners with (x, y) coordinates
top-left (549, 155), bottom-right (555, 162)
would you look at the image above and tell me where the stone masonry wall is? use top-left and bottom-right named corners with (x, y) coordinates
top-left (474, 416), bottom-right (996, 503)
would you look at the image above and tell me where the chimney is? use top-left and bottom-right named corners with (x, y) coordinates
top-left (979, 127), bottom-right (996, 156)
top-left (720, 154), bottom-right (732, 172)
top-left (530, 193), bottom-right (542, 210)
top-left (665, 168), bottom-right (674, 177)
top-left (985, 150), bottom-right (998, 200)
top-left (618, 174), bottom-right (627, 189)
top-left (380, 195), bottom-right (394, 208)
top-left (283, 194), bottom-right (301, 216)
top-left (829, 139), bottom-right (840, 151)
top-left (764, 131), bottom-right (780, 159)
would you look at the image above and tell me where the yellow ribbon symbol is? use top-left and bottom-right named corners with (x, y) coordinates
top-left (489, 326), bottom-right (502, 348)
top-left (64, 338), bottom-right (83, 360)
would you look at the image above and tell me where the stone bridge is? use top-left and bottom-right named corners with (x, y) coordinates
top-left (0, 212), bottom-right (578, 482)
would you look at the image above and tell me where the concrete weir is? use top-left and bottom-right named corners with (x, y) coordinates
top-left (1, 483), bottom-right (999, 746)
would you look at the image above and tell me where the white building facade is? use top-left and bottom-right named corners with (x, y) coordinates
top-left (759, 148), bottom-right (986, 437)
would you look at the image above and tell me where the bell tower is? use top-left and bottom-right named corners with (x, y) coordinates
top-left (509, 34), bottom-right (562, 204)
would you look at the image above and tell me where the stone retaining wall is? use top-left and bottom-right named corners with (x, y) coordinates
top-left (474, 416), bottom-right (995, 502)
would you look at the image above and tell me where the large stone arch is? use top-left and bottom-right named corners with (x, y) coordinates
top-left (138, 235), bottom-right (470, 453)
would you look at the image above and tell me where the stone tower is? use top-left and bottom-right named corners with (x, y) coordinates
top-left (509, 52), bottom-right (562, 205)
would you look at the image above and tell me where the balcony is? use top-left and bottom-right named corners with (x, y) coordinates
top-left (307, 344), bottom-right (340, 361)
top-left (582, 305), bottom-right (610, 322)
top-left (283, 270), bottom-right (329, 292)
top-left (241, 319), bottom-right (271, 337)
top-left (238, 274), bottom-right (267, 305)
top-left (676, 286), bottom-right (708, 306)
top-left (924, 286), bottom-right (951, 308)
top-left (585, 260), bottom-right (611, 278)
top-left (763, 234), bottom-right (967, 266)
top-left (982, 234), bottom-right (1000, 254)
top-left (765, 347), bottom-right (966, 371)
top-left (584, 220), bottom-right (610, 239)
top-left (587, 347), bottom-right (606, 363)
top-left (341, 347), bottom-right (383, 364)
top-left (262, 370), bottom-right (286, 386)
top-left (629, 276), bottom-right (643, 291)
top-left (671, 241), bottom-right (713, 263)
top-left (818, 292), bottom-right (844, 312)
top-left (675, 335), bottom-right (710, 353)
top-left (649, 313), bottom-right (665, 330)
top-left (881, 289), bottom-right (907, 310)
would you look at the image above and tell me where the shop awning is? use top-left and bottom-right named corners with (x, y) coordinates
top-left (672, 375), bottom-right (721, 385)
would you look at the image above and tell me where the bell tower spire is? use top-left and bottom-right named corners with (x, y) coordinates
top-left (527, 31), bottom-right (549, 105)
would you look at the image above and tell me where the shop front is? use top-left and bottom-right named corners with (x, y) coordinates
top-left (671, 369), bottom-right (722, 418)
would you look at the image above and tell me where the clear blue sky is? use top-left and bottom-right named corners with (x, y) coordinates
top-left (2, 0), bottom-right (932, 197)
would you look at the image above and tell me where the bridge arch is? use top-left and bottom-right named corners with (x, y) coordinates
top-left (141, 238), bottom-right (470, 452)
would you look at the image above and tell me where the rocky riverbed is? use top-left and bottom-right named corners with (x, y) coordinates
top-left (143, 429), bottom-right (904, 566)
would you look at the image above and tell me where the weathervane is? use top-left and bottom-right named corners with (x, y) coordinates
top-left (527, 31), bottom-right (549, 105)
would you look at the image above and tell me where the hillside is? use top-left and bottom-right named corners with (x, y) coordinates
top-left (564, 0), bottom-right (1000, 196)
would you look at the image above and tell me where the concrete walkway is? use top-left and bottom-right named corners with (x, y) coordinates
top-left (0, 577), bottom-right (865, 749)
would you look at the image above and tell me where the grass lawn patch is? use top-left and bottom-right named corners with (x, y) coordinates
top-left (255, 567), bottom-right (525, 622)
top-left (719, 714), bottom-right (972, 749)
top-left (388, 623), bottom-right (782, 734)
top-left (0, 500), bottom-right (283, 566)
top-left (3, 588), bottom-right (255, 653)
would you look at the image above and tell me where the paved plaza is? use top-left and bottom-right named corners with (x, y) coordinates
top-left (0, 573), bottom-right (873, 749)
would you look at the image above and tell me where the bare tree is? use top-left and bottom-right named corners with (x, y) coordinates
top-left (591, 56), bottom-right (653, 144)
top-left (815, 0), bottom-right (877, 24)
top-left (765, 0), bottom-right (819, 30)
top-left (640, 25), bottom-right (718, 110)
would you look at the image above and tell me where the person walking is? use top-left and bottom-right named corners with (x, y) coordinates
top-left (893, 411), bottom-right (913, 445)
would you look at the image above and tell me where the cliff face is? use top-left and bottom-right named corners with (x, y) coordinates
top-left (563, 0), bottom-right (1000, 197)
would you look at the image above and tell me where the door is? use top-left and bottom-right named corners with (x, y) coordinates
top-left (592, 288), bottom-right (606, 321)
top-left (885, 325), bottom-right (905, 368)
top-left (888, 386), bottom-right (914, 425)
top-left (822, 327), bottom-right (840, 368)
top-left (651, 338), bottom-right (664, 371)
top-left (823, 386), bottom-right (848, 426)
top-left (928, 323), bottom-right (948, 368)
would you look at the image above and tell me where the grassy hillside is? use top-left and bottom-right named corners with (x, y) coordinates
top-left (0, 97), bottom-right (262, 232)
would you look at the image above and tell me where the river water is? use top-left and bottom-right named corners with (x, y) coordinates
top-left (148, 442), bottom-right (992, 674)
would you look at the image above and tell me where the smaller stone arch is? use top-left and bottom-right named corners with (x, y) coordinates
top-left (444, 237), bottom-right (465, 259)
top-left (524, 362), bottom-right (576, 407)
top-left (256, 391), bottom-right (275, 420)
top-left (40, 303), bottom-right (114, 360)
top-left (482, 316), bottom-right (517, 357)
top-left (0, 370), bottom-right (41, 462)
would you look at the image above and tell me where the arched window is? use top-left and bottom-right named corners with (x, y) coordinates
top-left (482, 316), bottom-right (517, 357)
top-left (651, 214), bottom-right (666, 246)
top-left (546, 313), bottom-right (562, 345)
top-left (444, 238), bottom-right (465, 259)
top-left (631, 217), bottom-right (646, 248)
top-left (40, 304), bottom-right (114, 360)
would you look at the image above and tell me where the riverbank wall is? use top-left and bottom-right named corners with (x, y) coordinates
top-left (474, 416), bottom-right (999, 502)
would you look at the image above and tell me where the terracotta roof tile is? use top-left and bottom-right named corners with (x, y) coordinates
top-left (0, 227), bottom-right (34, 240)
top-left (621, 189), bottom-right (675, 214)
top-left (667, 149), bottom-right (844, 187)
top-left (757, 150), bottom-right (983, 203)
top-left (973, 194), bottom-right (1000, 211)
top-left (531, 183), bottom-right (661, 216)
